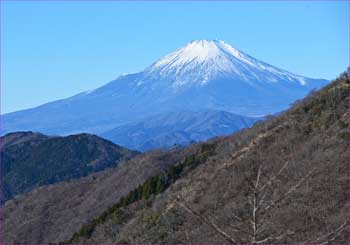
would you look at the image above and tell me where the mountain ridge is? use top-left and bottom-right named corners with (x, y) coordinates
top-left (0, 132), bottom-right (138, 201)
top-left (101, 110), bottom-right (262, 151)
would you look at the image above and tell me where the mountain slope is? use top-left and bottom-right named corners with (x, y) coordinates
top-left (101, 110), bottom-right (261, 151)
top-left (0, 132), bottom-right (138, 201)
top-left (2, 146), bottom-right (205, 244)
top-left (67, 71), bottom-right (350, 244)
top-left (2, 72), bottom-right (347, 244)
top-left (2, 40), bottom-right (327, 136)
top-left (1, 131), bottom-right (48, 148)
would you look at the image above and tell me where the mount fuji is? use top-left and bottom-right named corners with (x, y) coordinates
top-left (2, 40), bottom-right (328, 149)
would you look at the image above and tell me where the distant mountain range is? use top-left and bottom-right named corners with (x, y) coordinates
top-left (1, 132), bottom-right (138, 201)
top-left (101, 110), bottom-right (262, 151)
top-left (2, 40), bottom-right (328, 149)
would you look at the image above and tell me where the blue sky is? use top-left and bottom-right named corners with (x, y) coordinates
top-left (1, 1), bottom-right (349, 114)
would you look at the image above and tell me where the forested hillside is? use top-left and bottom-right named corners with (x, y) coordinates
top-left (1, 132), bottom-right (138, 201)
top-left (67, 71), bottom-right (350, 244)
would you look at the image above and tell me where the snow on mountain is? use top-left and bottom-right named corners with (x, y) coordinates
top-left (2, 40), bottom-right (328, 138)
top-left (144, 40), bottom-right (307, 88)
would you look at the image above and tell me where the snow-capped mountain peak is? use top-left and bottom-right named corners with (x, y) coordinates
top-left (145, 40), bottom-right (306, 87)
top-left (153, 40), bottom-right (229, 66)
top-left (2, 39), bottom-right (328, 137)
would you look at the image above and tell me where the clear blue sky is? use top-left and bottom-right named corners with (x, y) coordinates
top-left (1, 1), bottom-right (349, 114)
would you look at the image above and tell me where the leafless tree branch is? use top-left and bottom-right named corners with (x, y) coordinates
top-left (264, 167), bottom-right (317, 212)
top-left (175, 197), bottom-right (237, 244)
top-left (255, 231), bottom-right (295, 243)
top-left (259, 161), bottom-right (289, 193)
top-left (303, 221), bottom-right (350, 244)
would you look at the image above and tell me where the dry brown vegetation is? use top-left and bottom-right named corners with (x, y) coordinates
top-left (2, 143), bottom-right (205, 243)
top-left (67, 72), bottom-right (350, 244)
